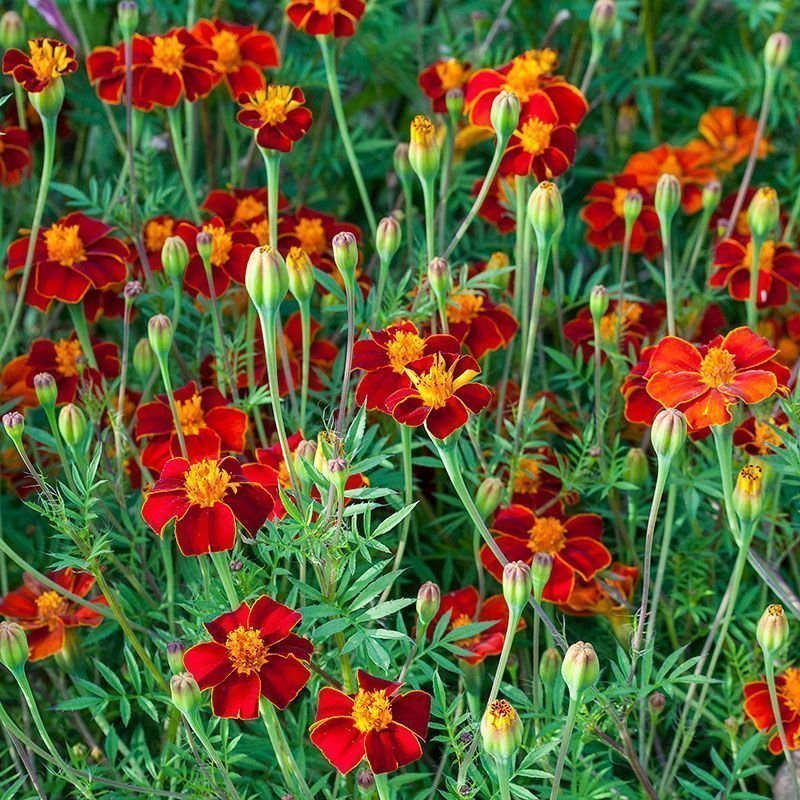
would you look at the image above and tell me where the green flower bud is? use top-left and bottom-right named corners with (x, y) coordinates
top-left (286, 246), bottom-right (316, 302)
top-left (502, 561), bottom-right (532, 617)
top-left (562, 641), bottom-right (600, 699)
top-left (58, 403), bottom-right (87, 447)
top-left (29, 78), bottom-right (66, 120)
top-left (747, 187), bottom-right (780, 240)
top-left (445, 88), bottom-right (464, 118)
top-left (166, 640), bottom-right (185, 674)
top-left (196, 231), bottom-right (214, 266)
top-left (376, 216), bottom-right (401, 264)
top-left (133, 338), bottom-right (156, 379)
top-left (623, 447), bottom-right (649, 488)
top-left (756, 604), bottom-right (788, 656)
top-left (314, 430), bottom-right (344, 478)
top-left (117, 0), bottom-right (139, 39)
top-left (475, 477), bottom-right (504, 519)
top-left (0, 621), bottom-right (28, 672)
top-left (408, 115), bottom-right (440, 182)
top-left (590, 0), bottom-right (617, 40)
top-left (332, 231), bottom-right (359, 286)
top-left (327, 456), bottom-right (349, 496)
top-left (654, 173), bottom-right (681, 222)
top-left (589, 285), bottom-right (609, 322)
top-left (147, 314), bottom-right (174, 359)
top-left (162, 235), bottom-right (189, 282)
top-left (245, 245), bottom-right (288, 315)
top-left (649, 692), bottom-right (666, 715)
top-left (393, 142), bottom-right (413, 183)
top-left (651, 408), bottom-right (686, 461)
top-left (490, 91), bottom-right (520, 139)
top-left (623, 190), bottom-right (643, 225)
top-left (2, 411), bottom-right (24, 445)
top-left (530, 552), bottom-right (553, 602)
top-left (702, 180), bottom-right (722, 213)
top-left (733, 463), bottom-right (764, 524)
top-left (416, 581), bottom-right (440, 626)
top-left (170, 672), bottom-right (201, 715)
top-left (33, 372), bottom-right (58, 409)
top-left (0, 11), bottom-right (24, 50)
top-left (765, 32), bottom-right (791, 73)
top-left (427, 257), bottom-right (452, 301)
top-left (480, 699), bottom-right (523, 761)
top-left (293, 439), bottom-right (317, 483)
top-left (528, 181), bottom-right (563, 241)
top-left (540, 647), bottom-right (562, 686)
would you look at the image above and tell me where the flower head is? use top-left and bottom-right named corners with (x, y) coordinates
top-left (236, 85), bottom-right (312, 152)
top-left (2, 38), bottom-right (77, 93)
top-left (744, 667), bottom-right (800, 754)
top-left (418, 59), bottom-right (471, 113)
top-left (286, 0), bottom-right (366, 38)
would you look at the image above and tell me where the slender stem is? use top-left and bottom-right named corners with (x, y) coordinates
top-left (67, 302), bottom-right (99, 369)
top-left (155, 354), bottom-right (189, 458)
top-left (13, 84), bottom-right (27, 131)
top-left (183, 713), bottom-right (242, 800)
top-left (580, 49), bottom-right (601, 96)
top-left (660, 218), bottom-right (676, 336)
top-left (210, 551), bottom-right (238, 611)
top-left (616, 221), bottom-right (633, 353)
top-left (298, 300), bottom-right (312, 431)
top-left (437, 115), bottom-right (456, 253)
top-left (747, 234), bottom-right (765, 330)
top-left (161, 537), bottom-right (176, 635)
top-left (550, 695), bottom-right (579, 800)
top-left (421, 178), bottom-right (436, 264)
top-left (592, 316), bottom-right (604, 464)
top-left (335, 282), bottom-right (356, 436)
top-left (201, 257), bottom-right (237, 396)
top-left (166, 106), bottom-right (201, 224)
top-left (783, 180), bottom-right (800, 242)
top-left (259, 699), bottom-right (314, 800)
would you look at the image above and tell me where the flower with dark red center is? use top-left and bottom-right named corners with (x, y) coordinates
top-left (236, 85), bottom-right (312, 152)
top-left (202, 187), bottom-right (288, 245)
top-left (624, 144), bottom-right (717, 215)
top-left (135, 381), bottom-right (248, 472)
top-left (644, 328), bottom-right (791, 430)
top-left (711, 238), bottom-right (800, 308)
top-left (310, 670), bottom-right (431, 775)
top-left (0, 568), bottom-right (106, 661)
top-left (2, 38), bottom-right (77, 93)
top-left (0, 125), bottom-right (31, 186)
top-left (580, 173), bottom-right (662, 258)
top-left (285, 0), bottom-right (366, 38)
top-left (183, 596), bottom-right (312, 718)
top-left (744, 668), bottom-right (800, 754)
top-left (418, 59), bottom-right (471, 113)
top-left (734, 413), bottom-right (791, 456)
top-left (480, 505), bottom-right (611, 603)
top-left (25, 336), bottom-right (120, 404)
top-left (686, 107), bottom-right (769, 174)
top-left (445, 289), bottom-right (518, 359)
top-left (6, 213), bottom-right (128, 311)
top-left (141, 443), bottom-right (274, 556)
top-left (352, 322), bottom-right (461, 412)
top-left (191, 18), bottom-right (279, 98)
top-left (475, 174), bottom-right (517, 234)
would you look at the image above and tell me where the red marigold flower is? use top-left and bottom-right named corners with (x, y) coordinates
top-left (686, 107), bottom-right (769, 174)
top-left (733, 412), bottom-right (791, 456)
top-left (644, 327), bottom-right (791, 429)
top-left (279, 206), bottom-right (361, 261)
top-left (0, 568), bottom-right (106, 661)
top-left (0, 356), bottom-right (36, 409)
top-left (445, 289), bottom-right (517, 359)
top-left (480, 505), bottom-right (611, 603)
top-left (135, 381), bottom-right (248, 472)
top-left (285, 0), bottom-right (366, 38)
top-left (621, 346), bottom-right (663, 427)
top-left (236, 85), bottom-right (312, 152)
top-left (25, 336), bottom-right (120, 405)
top-left (83, 285), bottom-right (128, 323)
top-left (428, 587), bottom-right (522, 665)
top-left (127, 215), bottom-right (185, 276)
top-left (141, 443), bottom-right (274, 556)
top-left (6, 212), bottom-right (128, 311)
top-left (352, 322), bottom-right (461, 412)
top-left (310, 670), bottom-right (431, 775)
top-left (202, 187), bottom-right (288, 245)
top-left (474, 175), bottom-right (517, 234)
top-left (2, 38), bottom-right (77, 93)
top-left (418, 58), bottom-right (471, 113)
top-left (711, 238), bottom-right (800, 308)
top-left (183, 596), bottom-right (312, 718)
top-left (581, 173), bottom-right (662, 258)
top-left (242, 430), bottom-right (304, 518)
top-left (191, 18), bottom-right (279, 98)
top-left (744, 667), bottom-right (800, 754)
top-left (624, 144), bottom-right (717, 215)
top-left (277, 311), bottom-right (339, 398)
top-left (510, 450), bottom-right (564, 511)
top-left (0, 125), bottom-right (31, 186)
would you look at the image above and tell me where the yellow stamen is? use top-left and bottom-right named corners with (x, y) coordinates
top-left (202, 224), bottom-right (233, 267)
top-left (351, 689), bottom-right (393, 733)
top-left (518, 117), bottom-right (554, 155)
top-left (210, 30), bottom-right (242, 73)
top-left (514, 457), bottom-right (542, 494)
top-left (386, 330), bottom-right (426, 373)
top-left (35, 590), bottom-right (66, 623)
top-left (54, 338), bottom-right (83, 378)
top-left (450, 612), bottom-right (479, 647)
top-left (183, 459), bottom-right (234, 507)
top-left (294, 217), bottom-right (327, 254)
top-left (699, 346), bottom-right (737, 388)
top-left (526, 516), bottom-right (567, 554)
top-left (434, 59), bottom-right (468, 91)
top-left (502, 49), bottom-right (558, 101)
top-left (44, 224), bottom-right (86, 267)
top-left (233, 196), bottom-right (266, 224)
top-left (484, 699), bottom-right (519, 731)
top-left (779, 667), bottom-right (800, 716)
top-left (313, 0), bottom-right (341, 11)
top-left (406, 353), bottom-right (476, 409)
top-left (447, 291), bottom-right (484, 325)
top-left (744, 239), bottom-right (776, 274)
top-left (225, 626), bottom-right (268, 674)
top-left (144, 218), bottom-right (174, 252)
top-left (151, 35), bottom-right (186, 75)
top-left (245, 85), bottom-right (298, 126)
top-left (410, 115), bottom-right (436, 147)
top-left (175, 394), bottom-right (206, 436)
top-left (28, 39), bottom-right (73, 83)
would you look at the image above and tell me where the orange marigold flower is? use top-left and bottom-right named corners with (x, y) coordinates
top-left (236, 85), bottom-right (312, 152)
top-left (2, 38), bottom-right (77, 93)
top-left (744, 668), bottom-right (800, 754)
top-left (445, 288), bottom-right (518, 359)
top-left (418, 58), bottom-right (471, 113)
top-left (687, 106), bottom-right (770, 173)
top-left (0, 125), bottom-right (31, 186)
top-left (0, 356), bottom-right (36, 409)
top-left (285, 0), bottom-right (366, 38)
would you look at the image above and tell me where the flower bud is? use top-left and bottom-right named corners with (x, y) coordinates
top-left (133, 338), bottom-right (156, 378)
top-left (561, 641), bottom-right (599, 699)
top-left (427, 257), bottom-right (451, 301)
top-left (765, 32), bottom-right (791, 73)
top-left (245, 245), bottom-right (288, 315)
top-left (623, 190), bottom-right (643, 225)
top-left (29, 78), bottom-right (66, 120)
top-left (393, 143), bottom-right (413, 182)
top-left (747, 187), bottom-right (780, 239)
top-left (480, 699), bottom-right (523, 761)
top-left (733, 463), bottom-right (764, 524)
top-left (756, 604), bottom-right (788, 656)
top-left (623, 447), bottom-right (649, 488)
top-left (489, 91), bottom-right (520, 139)
top-left (166, 640), bottom-right (185, 675)
top-left (2, 411), bottom-right (24, 445)
top-left (315, 430), bottom-right (344, 478)
top-left (590, 0), bottom-right (616, 40)
top-left (293, 438), bottom-right (317, 483)
top-left (649, 691), bottom-right (666, 715)
top-left (327, 456), bottom-right (349, 495)
top-left (162, 236), bottom-right (189, 282)
top-left (376, 216), bottom-right (401, 264)
top-left (530, 553), bottom-right (553, 601)
top-left (124, 280), bottom-right (143, 300)
top-left (0, 621), bottom-right (27, 672)
top-left (0, 11), bottom-right (24, 50)
top-left (286, 247), bottom-right (316, 302)
top-left (527, 181), bottom-right (563, 241)
top-left (416, 581), bottom-right (440, 626)
top-left (33, 372), bottom-right (58, 409)
top-left (475, 477), bottom-right (504, 519)
top-left (540, 647), bottom-right (562, 686)
top-left (170, 672), bottom-right (201, 715)
top-left (589, 285), bottom-right (609, 322)
top-left (332, 232), bottom-right (359, 286)
top-left (58, 403), bottom-right (87, 447)
top-left (654, 173), bottom-right (681, 222)
top-left (445, 88), bottom-right (464, 117)
top-left (357, 769), bottom-right (375, 792)
top-left (502, 561), bottom-right (532, 617)
top-left (408, 115), bottom-right (440, 182)
top-left (702, 180), bottom-right (722, 213)
top-left (651, 408), bottom-right (686, 461)
top-left (147, 314), bottom-right (174, 359)
top-left (117, 0), bottom-right (139, 39)
top-left (196, 231), bottom-right (214, 266)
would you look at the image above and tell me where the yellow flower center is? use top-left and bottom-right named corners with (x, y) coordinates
top-left (28, 39), bottom-right (72, 83)
top-left (247, 85), bottom-right (297, 126)
top-left (779, 667), bottom-right (800, 716)
top-left (518, 117), bottom-right (554, 155)
top-left (210, 30), bottom-right (241, 73)
top-left (753, 418), bottom-right (785, 453)
top-left (526, 516), bottom-right (567, 554)
top-left (294, 217), bottom-right (327, 255)
top-left (183, 459), bottom-right (233, 507)
top-left (447, 291), bottom-right (484, 324)
top-left (736, 463), bottom-right (763, 497)
top-left (151, 35), bottom-right (186, 75)
top-left (502, 49), bottom-right (558, 101)
top-left (386, 330), bottom-right (426, 373)
top-left (35, 590), bottom-right (66, 622)
top-left (410, 115), bottom-right (436, 147)
top-left (202, 224), bottom-right (233, 267)
top-left (225, 626), bottom-right (268, 674)
top-left (484, 699), bottom-right (518, 731)
top-left (406, 353), bottom-right (477, 410)
top-left (250, 219), bottom-right (270, 245)
top-left (598, 302), bottom-right (643, 343)
top-left (351, 689), bottom-right (393, 733)
top-left (54, 338), bottom-right (83, 378)
top-left (699, 346), bottom-right (737, 388)
top-left (233, 196), bottom-right (266, 224)
top-left (612, 187), bottom-right (634, 218)
top-left (435, 59), bottom-right (468, 91)
top-left (514, 457), bottom-right (542, 494)
top-left (145, 218), bottom-right (174, 252)
top-left (450, 612), bottom-right (479, 647)
top-left (744, 239), bottom-right (776, 274)
top-left (44, 224), bottom-right (86, 267)
top-left (313, 0), bottom-right (341, 11)
top-left (175, 394), bottom-right (206, 436)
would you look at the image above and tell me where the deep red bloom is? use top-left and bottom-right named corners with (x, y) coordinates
top-left (509, 449), bottom-right (564, 511)
top-left (310, 670), bottom-right (431, 775)
top-left (481, 505), bottom-right (611, 603)
top-left (6, 213), bottom-right (128, 311)
top-left (202, 187), bottom-right (288, 245)
top-left (0, 568), bottom-right (106, 661)
top-left (236, 86), bottom-right (312, 152)
top-left (0, 125), bottom-right (31, 187)
top-left (418, 59), bottom-right (471, 113)
top-left (744, 668), bottom-right (800, 754)
top-left (445, 289), bottom-right (517, 359)
top-left (141, 444), bottom-right (274, 556)
top-left (83, 285), bottom-right (128, 322)
top-left (2, 38), bottom-right (77, 93)
top-left (733, 412), bottom-right (791, 456)
top-left (183, 596), bottom-right (312, 718)
top-left (129, 215), bottom-right (186, 276)
top-left (25, 337), bottom-right (120, 404)
top-left (135, 381), bottom-right (248, 472)
top-left (285, 0), bottom-right (366, 38)
top-left (279, 206), bottom-right (361, 261)
top-left (581, 173), bottom-right (662, 258)
top-left (191, 18), bottom-right (279, 98)
top-left (475, 175), bottom-right (517, 234)
top-left (242, 431), bottom-right (304, 519)
top-left (644, 327), bottom-right (790, 429)
top-left (621, 346), bottom-right (663, 427)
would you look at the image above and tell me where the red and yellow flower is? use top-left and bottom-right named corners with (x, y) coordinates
top-left (445, 289), bottom-right (518, 359)
top-left (744, 668), bottom-right (800, 754)
top-left (475, 175), bottom-right (517, 234)
top-left (202, 187), bottom-right (287, 245)
top-left (418, 59), bottom-right (471, 113)
top-left (509, 448), bottom-right (564, 511)
top-left (279, 206), bottom-right (361, 261)
top-left (0, 125), bottom-right (31, 186)
top-left (0, 357), bottom-right (36, 409)
top-left (2, 38), bottom-right (77, 93)
top-left (733, 413), bottom-right (791, 456)
top-left (687, 107), bottom-right (769, 174)
top-left (285, 0), bottom-right (366, 38)
top-left (310, 670), bottom-right (431, 775)
top-left (236, 85), bottom-right (312, 152)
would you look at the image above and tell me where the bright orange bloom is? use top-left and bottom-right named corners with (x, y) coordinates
top-left (2, 38), bottom-right (77, 93)
top-left (285, 0), bottom-right (366, 38)
top-left (744, 668), bottom-right (800, 754)
top-left (687, 107), bottom-right (769, 173)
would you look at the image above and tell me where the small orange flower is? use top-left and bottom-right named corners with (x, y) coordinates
top-left (2, 38), bottom-right (77, 93)
top-left (687, 107), bottom-right (769, 173)
top-left (744, 668), bottom-right (800, 754)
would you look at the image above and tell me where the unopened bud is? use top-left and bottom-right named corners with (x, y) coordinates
top-left (589, 285), bottom-right (609, 321)
top-left (147, 314), bottom-right (174, 358)
top-left (654, 173), bottom-right (681, 222)
top-left (327, 457), bottom-right (349, 496)
top-left (590, 0), bottom-right (616, 40)
top-left (562, 641), bottom-right (599, 699)
top-left (170, 672), bottom-right (201, 715)
top-left (702, 180), bottom-right (722, 212)
top-left (530, 553), bottom-right (553, 601)
top-left (332, 232), bottom-right (359, 286)
top-left (540, 647), bottom-right (562, 686)
top-left (133, 338), bottom-right (156, 378)
top-left (356, 769), bottom-right (375, 792)
top-left (394, 142), bottom-right (412, 182)
top-left (623, 191), bottom-right (643, 225)
top-left (124, 280), bottom-right (143, 300)
top-left (502, 561), bottom-right (532, 617)
top-left (196, 231), bottom-right (214, 266)
top-left (416, 581), bottom-right (440, 626)
top-left (427, 257), bottom-right (451, 301)
top-left (445, 88), bottom-right (464, 117)
top-left (117, 0), bottom-right (139, 39)
top-left (162, 236), bottom-right (189, 282)
top-left (58, 404), bottom-right (87, 447)
top-left (293, 439), bottom-right (317, 482)
top-left (765, 32), bottom-right (791, 73)
top-left (286, 247), bottom-right (316, 302)
top-left (733, 463), bottom-right (764, 523)
top-left (2, 411), bottom-right (24, 444)
top-left (475, 477), bottom-right (503, 519)
top-left (528, 181), bottom-right (563, 241)
top-left (747, 187), bottom-right (780, 239)
top-left (480, 699), bottom-right (523, 761)
top-left (0, 12), bottom-right (24, 50)
top-left (245, 246), bottom-right (288, 315)
top-left (756, 604), bottom-right (788, 656)
top-left (166, 640), bottom-right (185, 675)
top-left (33, 372), bottom-right (58, 408)
top-left (376, 217), bottom-right (401, 264)
top-left (408, 115), bottom-right (440, 182)
top-left (623, 447), bottom-right (649, 488)
top-left (649, 691), bottom-right (666, 714)
top-left (489, 91), bottom-right (520, 139)
top-left (29, 77), bottom-right (65, 120)
top-left (0, 621), bottom-right (27, 672)
top-left (651, 408), bottom-right (686, 461)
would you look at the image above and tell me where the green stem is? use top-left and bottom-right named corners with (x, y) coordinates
top-left (747, 234), bottom-right (765, 330)
top-left (161, 537), bottom-right (176, 635)
top-left (299, 300), bottom-right (312, 431)
top-left (374, 773), bottom-right (391, 800)
top-left (421, 177), bottom-right (436, 264)
top-left (495, 758), bottom-right (513, 800)
top-left (550, 695), bottom-right (579, 800)
top-left (155, 354), bottom-right (189, 458)
top-left (616, 220), bottom-right (634, 353)
top-left (166, 106), bottom-right (201, 224)
top-left (259, 699), bottom-right (314, 800)
top-left (67, 302), bottom-right (99, 369)
top-left (660, 218), bottom-right (676, 336)
top-left (335, 281), bottom-right (356, 435)
top-left (184, 712), bottom-right (242, 800)
top-left (210, 551), bottom-right (238, 610)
